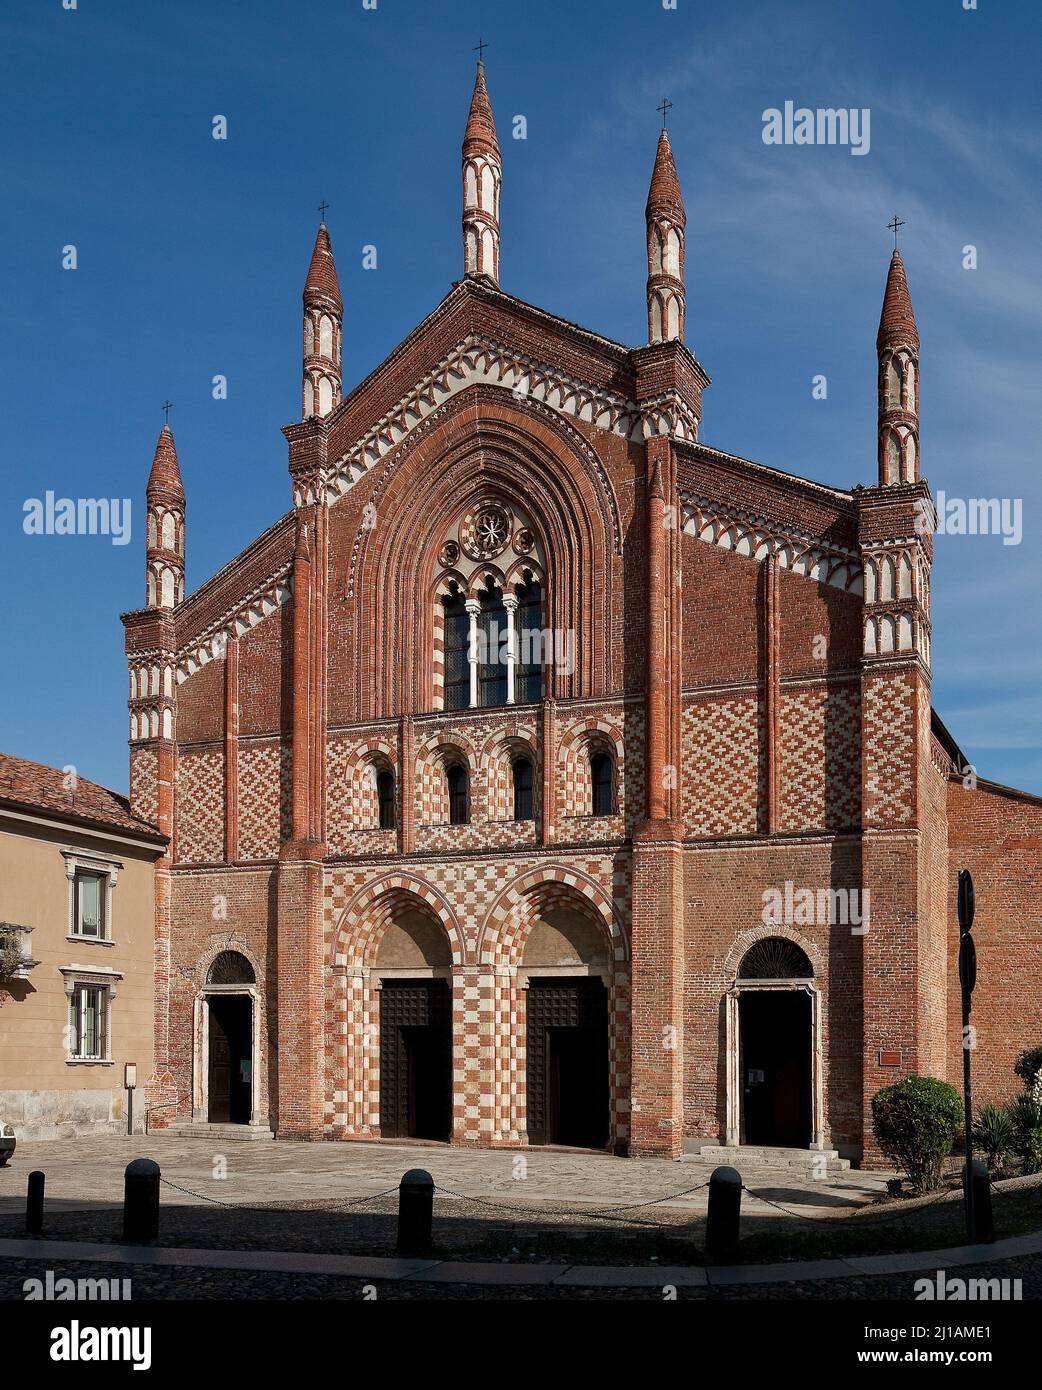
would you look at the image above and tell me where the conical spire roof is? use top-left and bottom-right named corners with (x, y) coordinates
top-left (646, 127), bottom-right (685, 225)
top-left (464, 61), bottom-right (499, 154)
top-left (304, 223), bottom-right (342, 314)
top-left (876, 248), bottom-right (919, 352)
top-left (146, 424), bottom-right (184, 500)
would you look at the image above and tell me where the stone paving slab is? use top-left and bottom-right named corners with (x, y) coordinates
top-left (553, 1264), bottom-right (708, 1287)
top-left (0, 1133), bottom-right (891, 1220)
top-left (2, 1229), bottom-right (1040, 1288)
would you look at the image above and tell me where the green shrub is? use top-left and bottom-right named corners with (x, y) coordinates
top-left (871, 1076), bottom-right (963, 1193)
top-left (1005, 1092), bottom-right (1042, 1175)
top-left (1013, 1046), bottom-right (1042, 1089)
top-left (972, 1103), bottom-right (1015, 1173)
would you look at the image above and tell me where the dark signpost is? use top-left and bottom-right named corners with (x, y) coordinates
top-left (957, 869), bottom-right (977, 1241)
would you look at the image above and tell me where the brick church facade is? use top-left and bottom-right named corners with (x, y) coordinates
top-left (123, 64), bottom-right (1042, 1162)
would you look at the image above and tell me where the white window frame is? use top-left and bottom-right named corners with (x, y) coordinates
top-left (60, 967), bottom-right (122, 1065)
top-left (62, 849), bottom-right (122, 944)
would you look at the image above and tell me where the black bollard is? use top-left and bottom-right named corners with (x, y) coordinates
top-left (705, 1165), bottom-right (742, 1264)
top-left (397, 1168), bottom-right (434, 1255)
top-left (122, 1158), bottom-right (161, 1243)
top-left (26, 1171), bottom-right (45, 1235)
top-left (963, 1159), bottom-right (994, 1244)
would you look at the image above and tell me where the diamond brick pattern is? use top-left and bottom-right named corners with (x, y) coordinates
top-left (129, 747), bottom-right (159, 826)
top-left (682, 696), bottom-right (764, 835)
top-left (780, 684), bottom-right (861, 832)
top-left (175, 749), bottom-right (224, 863)
top-left (237, 742), bottom-right (291, 860)
top-left (864, 675), bottom-right (915, 826)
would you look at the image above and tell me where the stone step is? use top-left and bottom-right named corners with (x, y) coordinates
top-left (160, 1122), bottom-right (274, 1143)
top-left (694, 1145), bottom-right (851, 1172)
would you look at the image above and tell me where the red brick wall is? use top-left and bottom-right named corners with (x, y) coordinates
top-left (946, 779), bottom-right (1042, 1105)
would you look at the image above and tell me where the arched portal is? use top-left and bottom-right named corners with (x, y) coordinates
top-left (725, 935), bottom-right (822, 1150)
top-left (197, 950), bottom-right (260, 1127)
top-left (374, 899), bottom-right (453, 1142)
top-left (519, 889), bottom-right (612, 1150)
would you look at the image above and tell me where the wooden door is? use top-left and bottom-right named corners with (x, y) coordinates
top-left (526, 978), bottom-right (609, 1148)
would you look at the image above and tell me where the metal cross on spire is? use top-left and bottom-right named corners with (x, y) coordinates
top-left (888, 214), bottom-right (905, 250)
top-left (162, 400), bottom-right (172, 425)
top-left (474, 37), bottom-right (488, 64)
top-left (657, 98), bottom-right (673, 128)
top-left (318, 200), bottom-right (330, 224)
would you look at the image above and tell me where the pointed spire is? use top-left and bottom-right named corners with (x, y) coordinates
top-left (876, 248), bottom-right (919, 353)
top-left (147, 424), bottom-right (184, 501)
top-left (646, 127), bottom-right (685, 228)
top-left (464, 59), bottom-right (500, 157)
top-left (645, 124), bottom-right (686, 344)
top-left (145, 422), bottom-right (186, 609)
top-left (302, 219), bottom-right (343, 418)
top-left (876, 245), bottom-right (920, 486)
top-left (304, 222), bottom-right (342, 316)
top-left (462, 59), bottom-right (502, 283)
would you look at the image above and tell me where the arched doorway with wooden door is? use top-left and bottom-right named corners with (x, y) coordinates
top-left (724, 936), bottom-right (824, 1150)
top-left (517, 885), bottom-right (614, 1150)
top-left (195, 950), bottom-right (261, 1127)
top-left (373, 895), bottom-right (454, 1142)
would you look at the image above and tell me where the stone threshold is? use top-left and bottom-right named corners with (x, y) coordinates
top-left (2, 1229), bottom-right (1041, 1289)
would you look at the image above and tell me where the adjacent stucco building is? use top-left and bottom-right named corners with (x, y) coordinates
top-left (0, 752), bottom-right (166, 1139)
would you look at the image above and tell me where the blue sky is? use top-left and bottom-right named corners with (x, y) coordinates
top-left (1, 0), bottom-right (1040, 794)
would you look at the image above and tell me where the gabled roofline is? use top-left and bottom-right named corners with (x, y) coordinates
top-left (678, 439), bottom-right (855, 508)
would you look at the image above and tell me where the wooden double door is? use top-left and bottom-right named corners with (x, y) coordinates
top-left (379, 979), bottom-right (453, 1141)
top-left (526, 977), bottom-right (609, 1149)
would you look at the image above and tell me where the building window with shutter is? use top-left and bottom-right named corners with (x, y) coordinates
top-left (73, 871), bottom-right (106, 940)
top-left (68, 983), bottom-right (109, 1061)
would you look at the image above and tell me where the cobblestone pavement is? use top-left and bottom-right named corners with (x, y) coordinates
top-left (0, 1133), bottom-right (890, 1220)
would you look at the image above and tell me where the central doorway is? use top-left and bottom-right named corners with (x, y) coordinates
top-left (738, 990), bottom-right (812, 1147)
top-left (379, 978), bottom-right (452, 1141)
top-left (207, 994), bottom-right (253, 1124)
top-left (526, 977), bottom-right (609, 1148)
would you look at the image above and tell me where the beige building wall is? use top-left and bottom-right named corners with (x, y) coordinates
top-left (0, 811), bottom-right (160, 1139)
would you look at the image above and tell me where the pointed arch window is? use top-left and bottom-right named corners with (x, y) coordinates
top-left (478, 580), bottom-right (508, 707)
top-left (514, 580), bottom-right (544, 703)
top-left (512, 757), bottom-right (534, 822)
top-left (443, 589), bottom-right (470, 712)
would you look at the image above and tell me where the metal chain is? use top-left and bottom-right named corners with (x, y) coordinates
top-left (158, 1176), bottom-right (401, 1212)
top-left (432, 1179), bottom-right (709, 1219)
